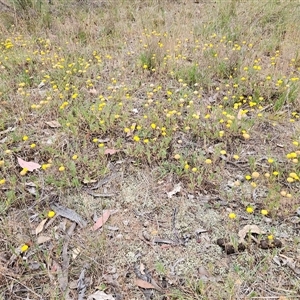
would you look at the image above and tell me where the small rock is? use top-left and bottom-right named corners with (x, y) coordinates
top-left (236, 175), bottom-right (244, 182)
top-left (263, 217), bottom-right (272, 223)
top-left (227, 181), bottom-right (235, 188)
top-left (290, 216), bottom-right (300, 224)
top-left (142, 231), bottom-right (151, 241)
top-left (123, 220), bottom-right (129, 226)
top-left (143, 221), bottom-right (149, 227)
top-left (28, 261), bottom-right (40, 270)
top-left (116, 234), bottom-right (123, 239)
top-left (107, 226), bottom-right (119, 231)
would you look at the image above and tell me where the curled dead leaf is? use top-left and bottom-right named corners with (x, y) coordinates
top-left (135, 278), bottom-right (156, 290)
top-left (45, 120), bottom-right (61, 128)
top-left (104, 148), bottom-right (119, 155)
top-left (17, 157), bottom-right (41, 171)
top-left (238, 224), bottom-right (265, 242)
top-left (34, 219), bottom-right (48, 235)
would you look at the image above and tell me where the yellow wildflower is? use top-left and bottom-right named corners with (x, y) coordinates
top-left (261, 209), bottom-right (268, 216)
top-left (229, 212), bottom-right (236, 219)
top-left (59, 166), bottom-right (65, 172)
top-left (21, 244), bottom-right (29, 253)
top-left (246, 206), bottom-right (254, 213)
top-left (47, 211), bottom-right (56, 218)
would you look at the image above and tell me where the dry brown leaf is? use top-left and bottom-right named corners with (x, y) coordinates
top-left (37, 235), bottom-right (52, 244)
top-left (238, 225), bottom-right (265, 242)
top-left (279, 254), bottom-right (300, 275)
top-left (17, 157), bottom-right (41, 171)
top-left (104, 148), bottom-right (119, 155)
top-left (0, 136), bottom-right (7, 143)
top-left (87, 291), bottom-right (115, 300)
top-left (98, 138), bottom-right (110, 143)
top-left (135, 278), bottom-right (156, 290)
top-left (45, 120), bottom-right (61, 128)
top-left (92, 210), bottom-right (112, 231)
top-left (51, 203), bottom-right (87, 228)
top-left (25, 182), bottom-right (36, 187)
top-left (72, 247), bottom-right (81, 259)
top-left (83, 179), bottom-right (97, 184)
top-left (35, 219), bottom-right (48, 235)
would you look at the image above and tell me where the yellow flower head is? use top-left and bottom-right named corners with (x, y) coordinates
top-left (133, 135), bottom-right (140, 142)
top-left (59, 166), bottom-right (65, 172)
top-left (20, 168), bottom-right (28, 176)
top-left (246, 206), bottom-right (254, 213)
top-left (21, 244), bottom-right (29, 253)
top-left (261, 209), bottom-right (268, 216)
top-left (47, 210), bottom-right (56, 218)
top-left (289, 172), bottom-right (299, 180)
top-left (243, 133), bottom-right (250, 140)
top-left (229, 212), bottom-right (236, 219)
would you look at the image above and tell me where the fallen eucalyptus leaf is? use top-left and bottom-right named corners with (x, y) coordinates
top-left (17, 157), bottom-right (41, 171)
top-left (34, 219), bottom-right (48, 235)
top-left (51, 203), bottom-right (87, 228)
top-left (92, 210), bottom-right (112, 231)
top-left (45, 120), bottom-right (61, 128)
